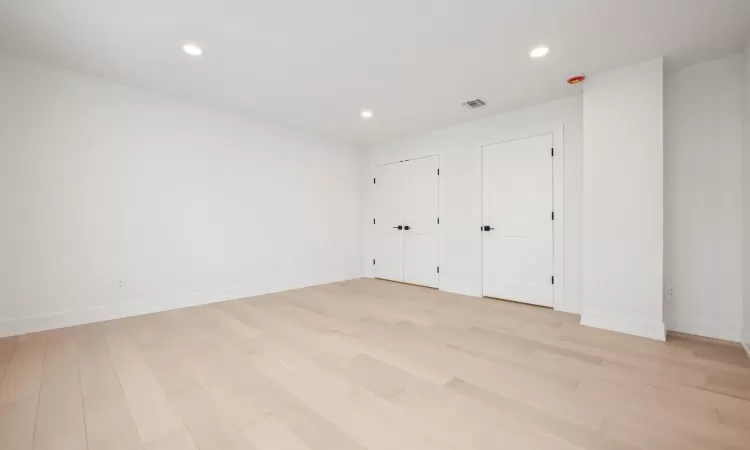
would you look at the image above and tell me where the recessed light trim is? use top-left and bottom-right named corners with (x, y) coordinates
top-left (360, 110), bottom-right (373, 119)
top-left (182, 43), bottom-right (203, 56)
top-left (530, 46), bottom-right (549, 58)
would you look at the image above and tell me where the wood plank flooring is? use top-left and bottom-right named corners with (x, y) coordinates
top-left (1, 278), bottom-right (749, 450)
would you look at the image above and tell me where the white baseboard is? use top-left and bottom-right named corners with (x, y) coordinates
top-left (742, 327), bottom-right (750, 361)
top-left (742, 341), bottom-right (750, 361)
top-left (439, 285), bottom-right (482, 298)
top-left (665, 317), bottom-right (742, 342)
top-left (580, 310), bottom-right (666, 341)
top-left (0, 276), bottom-right (362, 339)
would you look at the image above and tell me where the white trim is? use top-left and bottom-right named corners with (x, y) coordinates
top-left (436, 155), bottom-right (440, 289)
top-left (0, 277), bottom-right (361, 338)
top-left (375, 153), bottom-right (440, 167)
top-left (665, 317), bottom-right (742, 342)
top-left (742, 340), bottom-right (750, 362)
top-left (478, 124), bottom-right (566, 312)
top-left (581, 310), bottom-right (666, 341)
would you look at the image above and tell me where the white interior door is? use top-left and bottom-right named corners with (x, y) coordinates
top-left (374, 162), bottom-right (404, 282)
top-left (402, 156), bottom-right (439, 288)
top-left (482, 134), bottom-right (553, 307)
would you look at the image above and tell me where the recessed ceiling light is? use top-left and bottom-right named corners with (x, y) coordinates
top-left (530, 46), bottom-right (549, 58)
top-left (361, 110), bottom-right (373, 119)
top-left (182, 43), bottom-right (202, 56)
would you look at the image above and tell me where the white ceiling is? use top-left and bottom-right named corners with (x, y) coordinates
top-left (1, 0), bottom-right (749, 145)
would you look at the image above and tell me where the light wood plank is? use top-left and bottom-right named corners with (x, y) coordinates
top-left (78, 323), bottom-right (143, 450)
top-left (103, 321), bottom-right (198, 448)
top-left (32, 328), bottom-right (87, 450)
top-left (245, 415), bottom-right (311, 450)
top-left (0, 279), bottom-right (747, 450)
top-left (83, 388), bottom-right (144, 450)
top-left (0, 333), bottom-right (46, 405)
top-left (0, 332), bottom-right (46, 450)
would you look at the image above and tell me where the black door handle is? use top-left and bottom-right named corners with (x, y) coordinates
top-left (482, 225), bottom-right (494, 231)
top-left (404, 226), bottom-right (411, 231)
top-left (393, 225), bottom-right (403, 230)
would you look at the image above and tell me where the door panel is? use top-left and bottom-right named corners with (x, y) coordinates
top-left (402, 156), bottom-right (439, 288)
top-left (482, 134), bottom-right (553, 307)
top-left (374, 163), bottom-right (404, 282)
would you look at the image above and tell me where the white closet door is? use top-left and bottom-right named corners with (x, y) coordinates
top-left (482, 134), bottom-right (553, 307)
top-left (374, 163), bottom-right (404, 282)
top-left (402, 156), bottom-right (439, 288)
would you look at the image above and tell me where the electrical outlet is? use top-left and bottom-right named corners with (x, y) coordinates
top-left (117, 280), bottom-right (125, 290)
top-left (667, 286), bottom-right (676, 299)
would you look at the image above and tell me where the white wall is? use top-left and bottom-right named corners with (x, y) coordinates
top-left (363, 97), bottom-right (584, 314)
top-left (6, 49), bottom-right (746, 345)
top-left (664, 55), bottom-right (744, 341)
top-left (744, 42), bottom-right (750, 349)
top-left (581, 58), bottom-right (666, 340)
top-left (0, 53), bottom-right (363, 338)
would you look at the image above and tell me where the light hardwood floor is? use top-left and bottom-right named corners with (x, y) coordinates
top-left (1, 278), bottom-right (749, 450)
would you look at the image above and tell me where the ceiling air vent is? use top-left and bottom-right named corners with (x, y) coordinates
top-left (462, 99), bottom-right (486, 109)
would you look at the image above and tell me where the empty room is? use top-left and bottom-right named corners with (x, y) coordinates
top-left (1, 0), bottom-right (750, 449)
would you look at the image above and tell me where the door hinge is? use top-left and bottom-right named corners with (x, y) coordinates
top-left (373, 218), bottom-right (376, 224)
top-left (437, 168), bottom-right (440, 175)
top-left (437, 267), bottom-right (440, 273)
top-left (551, 148), bottom-right (554, 157)
top-left (437, 217), bottom-right (440, 224)
top-left (551, 276), bottom-right (554, 285)
top-left (373, 177), bottom-right (376, 184)
top-left (373, 259), bottom-right (376, 265)
top-left (551, 211), bottom-right (555, 220)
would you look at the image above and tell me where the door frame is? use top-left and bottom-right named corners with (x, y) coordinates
top-left (480, 127), bottom-right (564, 311)
top-left (374, 154), bottom-right (440, 289)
